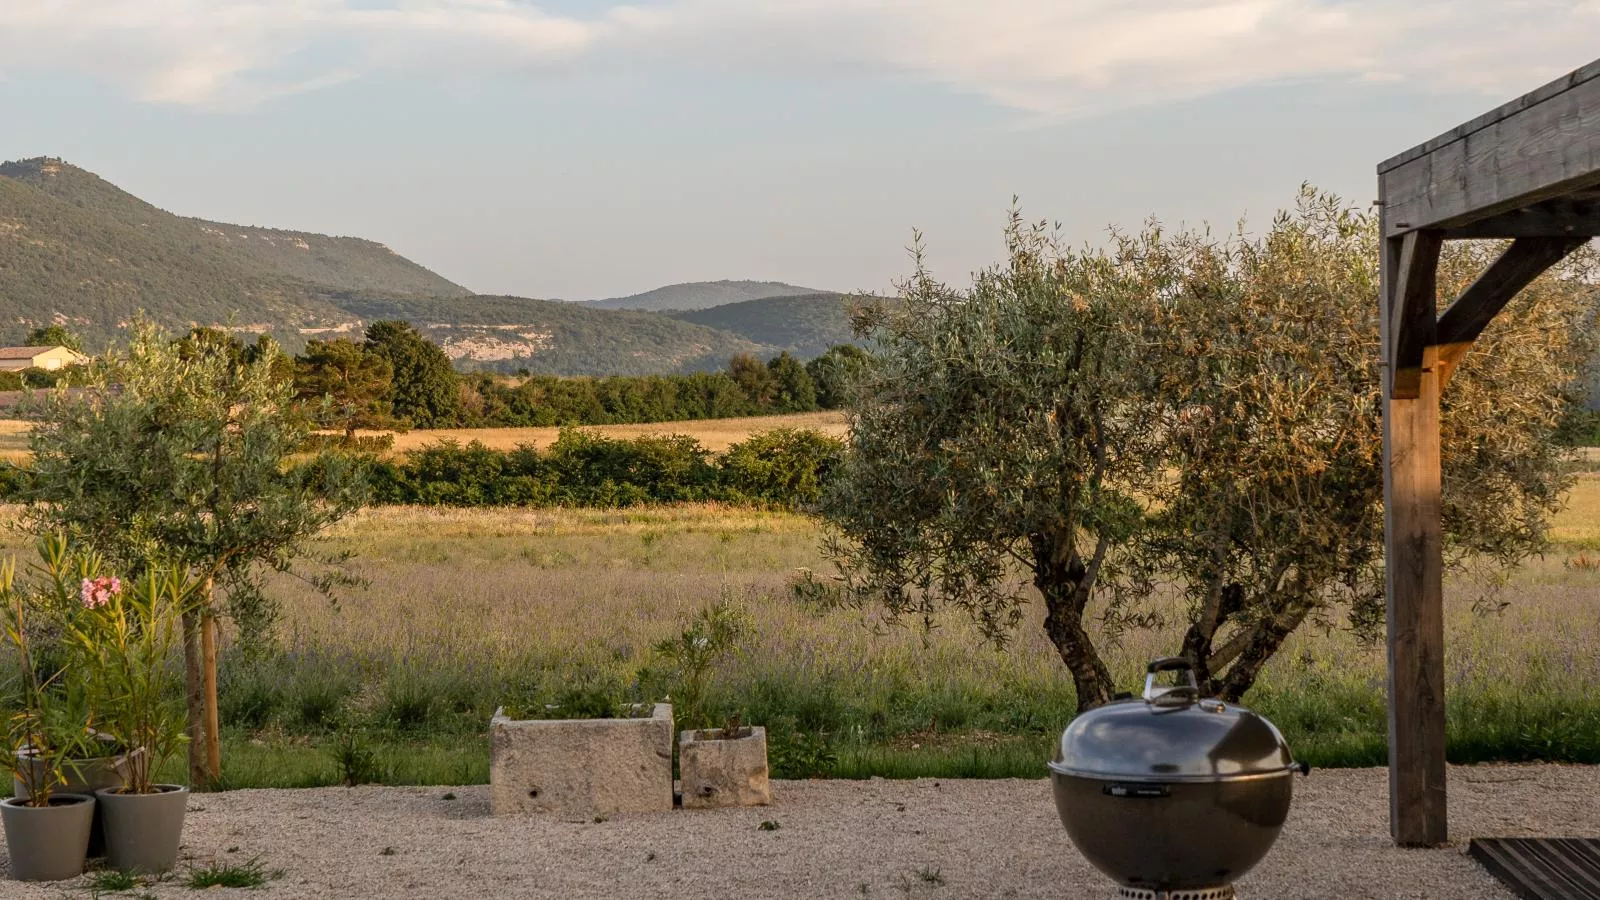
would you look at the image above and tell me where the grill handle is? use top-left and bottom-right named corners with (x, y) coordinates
top-left (1143, 657), bottom-right (1200, 702)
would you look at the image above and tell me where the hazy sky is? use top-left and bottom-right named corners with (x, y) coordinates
top-left (3, 1), bottom-right (1597, 300)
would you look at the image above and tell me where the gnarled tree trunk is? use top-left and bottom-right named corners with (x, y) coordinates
top-left (1032, 530), bottom-right (1114, 712)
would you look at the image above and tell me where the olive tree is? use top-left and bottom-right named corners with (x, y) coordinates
top-left (1140, 193), bottom-right (1596, 700)
top-left (820, 216), bottom-right (1169, 710)
top-left (24, 322), bottom-right (366, 788)
top-left (822, 191), bottom-right (1598, 711)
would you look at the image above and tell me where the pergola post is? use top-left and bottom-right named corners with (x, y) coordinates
top-left (1380, 226), bottom-right (1448, 847)
top-left (1377, 57), bottom-right (1600, 848)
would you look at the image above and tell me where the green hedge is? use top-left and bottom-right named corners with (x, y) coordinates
top-left (366, 428), bottom-right (842, 508)
top-left (0, 428), bottom-right (845, 509)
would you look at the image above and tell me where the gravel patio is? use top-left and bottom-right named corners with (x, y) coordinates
top-left (2, 765), bottom-right (1595, 898)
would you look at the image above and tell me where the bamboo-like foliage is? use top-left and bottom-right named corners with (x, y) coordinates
top-left (822, 189), bottom-right (1598, 710)
top-left (0, 558), bottom-right (75, 807)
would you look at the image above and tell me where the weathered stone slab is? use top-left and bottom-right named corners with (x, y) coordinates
top-left (679, 726), bottom-right (771, 809)
top-left (490, 703), bottom-right (673, 817)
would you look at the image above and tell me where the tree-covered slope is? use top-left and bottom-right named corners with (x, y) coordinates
top-left (582, 280), bottom-right (831, 312)
top-left (0, 157), bottom-right (804, 376)
top-left (0, 164), bottom-right (347, 346)
top-left (0, 157), bottom-right (470, 348)
top-left (330, 293), bottom-right (767, 375)
top-left (667, 293), bottom-right (863, 358)
top-left (186, 220), bottom-right (469, 298)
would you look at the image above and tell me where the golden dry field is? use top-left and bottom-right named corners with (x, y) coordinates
top-left (0, 419), bottom-right (28, 465)
top-left (265, 475), bottom-right (1600, 675)
top-left (0, 411), bottom-right (849, 462)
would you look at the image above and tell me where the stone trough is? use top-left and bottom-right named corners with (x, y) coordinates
top-left (679, 726), bottom-right (772, 810)
top-left (489, 703), bottom-right (674, 818)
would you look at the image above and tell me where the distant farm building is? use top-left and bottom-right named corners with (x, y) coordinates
top-left (0, 345), bottom-right (89, 372)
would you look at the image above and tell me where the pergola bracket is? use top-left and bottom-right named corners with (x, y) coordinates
top-left (1386, 231), bottom-right (1443, 400)
top-left (1435, 237), bottom-right (1589, 386)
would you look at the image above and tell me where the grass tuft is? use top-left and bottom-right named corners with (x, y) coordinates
top-left (185, 857), bottom-right (275, 889)
top-left (87, 868), bottom-right (140, 892)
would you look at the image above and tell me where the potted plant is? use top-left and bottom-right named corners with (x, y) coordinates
top-left (0, 559), bottom-right (96, 882)
top-left (11, 537), bottom-right (136, 857)
top-left (69, 567), bottom-right (193, 874)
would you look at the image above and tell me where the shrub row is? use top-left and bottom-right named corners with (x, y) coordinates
top-left (364, 427), bottom-right (843, 508)
top-left (0, 428), bottom-right (844, 509)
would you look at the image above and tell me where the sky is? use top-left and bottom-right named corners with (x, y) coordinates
top-left (3, 1), bottom-right (1598, 301)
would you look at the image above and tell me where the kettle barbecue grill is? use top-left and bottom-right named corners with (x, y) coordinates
top-left (1048, 657), bottom-right (1308, 899)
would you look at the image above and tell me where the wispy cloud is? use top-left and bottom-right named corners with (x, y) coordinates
top-left (2, 0), bottom-right (1596, 113)
top-left (0, 0), bottom-right (603, 107)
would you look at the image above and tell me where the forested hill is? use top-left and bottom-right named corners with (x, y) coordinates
top-left (582, 280), bottom-right (832, 312)
top-left (326, 293), bottom-right (764, 376)
top-left (186, 219), bottom-right (470, 298)
top-left (0, 157), bottom-right (473, 348)
top-left (0, 156), bottom-right (852, 374)
top-left (0, 160), bottom-right (349, 345)
top-left (668, 293), bottom-right (862, 357)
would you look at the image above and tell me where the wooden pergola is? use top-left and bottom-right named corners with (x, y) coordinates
top-left (1380, 59), bottom-right (1600, 847)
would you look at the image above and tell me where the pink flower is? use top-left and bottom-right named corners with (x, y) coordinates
top-left (79, 576), bottom-right (121, 609)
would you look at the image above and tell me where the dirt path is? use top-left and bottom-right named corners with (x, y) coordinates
top-left (4, 765), bottom-right (1594, 898)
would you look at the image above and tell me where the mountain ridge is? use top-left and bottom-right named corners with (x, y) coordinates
top-left (667, 293), bottom-right (864, 358)
top-left (581, 279), bottom-right (835, 312)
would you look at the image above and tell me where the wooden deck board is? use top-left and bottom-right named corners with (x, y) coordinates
top-left (1469, 838), bottom-right (1600, 900)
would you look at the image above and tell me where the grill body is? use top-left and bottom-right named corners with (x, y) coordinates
top-left (1049, 657), bottom-right (1302, 894)
top-left (1051, 768), bottom-right (1292, 891)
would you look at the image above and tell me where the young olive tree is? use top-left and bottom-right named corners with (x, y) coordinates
top-left (823, 191), bottom-right (1598, 711)
top-left (24, 322), bottom-right (366, 788)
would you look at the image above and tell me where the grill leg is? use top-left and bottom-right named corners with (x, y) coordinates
top-left (1115, 886), bottom-right (1237, 900)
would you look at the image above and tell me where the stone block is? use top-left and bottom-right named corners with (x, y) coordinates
top-left (490, 703), bottom-right (673, 817)
top-left (679, 726), bottom-right (771, 809)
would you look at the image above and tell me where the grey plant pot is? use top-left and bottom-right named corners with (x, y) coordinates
top-left (96, 785), bottom-right (188, 874)
top-left (13, 751), bottom-right (134, 858)
top-left (0, 793), bottom-right (95, 882)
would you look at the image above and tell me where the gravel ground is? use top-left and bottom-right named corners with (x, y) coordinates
top-left (2, 765), bottom-right (1596, 898)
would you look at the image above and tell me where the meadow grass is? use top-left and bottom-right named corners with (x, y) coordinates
top-left (5, 469), bottom-right (1600, 787)
top-left (217, 474), bottom-right (1600, 784)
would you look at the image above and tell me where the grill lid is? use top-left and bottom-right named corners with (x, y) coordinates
top-left (1049, 657), bottom-right (1295, 783)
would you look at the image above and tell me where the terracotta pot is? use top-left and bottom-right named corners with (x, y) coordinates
top-left (0, 793), bottom-right (95, 881)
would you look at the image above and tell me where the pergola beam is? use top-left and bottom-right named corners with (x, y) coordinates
top-left (1380, 60), bottom-right (1600, 239)
top-left (1443, 192), bottom-right (1600, 239)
